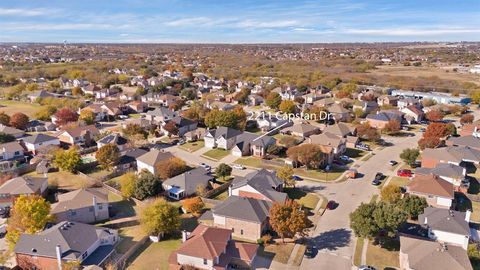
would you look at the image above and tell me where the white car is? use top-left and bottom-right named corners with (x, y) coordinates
top-left (232, 164), bottom-right (246, 170)
top-left (200, 163), bottom-right (212, 171)
top-left (339, 155), bottom-right (350, 161)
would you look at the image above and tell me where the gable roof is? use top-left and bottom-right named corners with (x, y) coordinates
top-left (175, 224), bottom-right (232, 260)
top-left (400, 235), bottom-right (473, 270)
top-left (422, 146), bottom-right (480, 164)
top-left (136, 149), bottom-right (174, 166)
top-left (163, 167), bottom-right (213, 194)
top-left (146, 107), bottom-right (176, 118)
top-left (407, 174), bottom-right (454, 199)
top-left (366, 110), bottom-right (402, 122)
top-left (213, 196), bottom-right (272, 223)
top-left (0, 176), bottom-right (46, 195)
top-left (0, 124), bottom-right (24, 134)
top-left (206, 126), bottom-right (243, 140)
top-left (0, 141), bottom-right (25, 153)
top-left (97, 133), bottom-right (128, 146)
top-left (58, 125), bottom-right (99, 138)
top-left (283, 123), bottom-right (319, 135)
top-left (415, 163), bottom-right (465, 180)
top-left (22, 133), bottom-right (58, 144)
top-left (448, 135), bottom-right (480, 149)
top-left (51, 188), bottom-right (108, 214)
top-left (323, 123), bottom-right (354, 137)
top-left (231, 169), bottom-right (286, 202)
top-left (309, 132), bottom-right (346, 148)
top-left (419, 207), bottom-right (470, 236)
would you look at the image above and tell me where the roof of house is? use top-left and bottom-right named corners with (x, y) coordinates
top-left (309, 132), bottom-right (346, 148)
top-left (403, 105), bottom-right (424, 116)
top-left (232, 132), bottom-right (275, 152)
top-left (0, 124), bottom-right (25, 134)
top-left (415, 163), bottom-right (465, 179)
top-left (170, 116), bottom-right (197, 128)
top-left (366, 111), bottom-right (402, 122)
top-left (283, 123), bottom-right (319, 135)
top-left (407, 173), bottom-right (454, 199)
top-left (323, 123), bottom-right (354, 137)
top-left (22, 133), bottom-right (58, 144)
top-left (0, 176), bottom-right (46, 195)
top-left (419, 207), bottom-right (470, 236)
top-left (175, 224), bottom-right (232, 260)
top-left (97, 133), bottom-right (128, 146)
top-left (58, 125), bottom-right (99, 138)
top-left (146, 107), bottom-right (176, 118)
top-left (136, 149), bottom-right (174, 167)
top-left (15, 221), bottom-right (115, 261)
top-left (328, 103), bottom-right (349, 114)
top-left (51, 188), bottom-right (109, 214)
top-left (448, 135), bottom-right (480, 149)
top-left (213, 196), bottom-right (272, 223)
top-left (163, 167), bottom-right (213, 194)
top-left (0, 141), bottom-right (25, 153)
top-left (231, 169), bottom-right (286, 202)
top-left (400, 235), bottom-right (473, 270)
top-left (206, 126), bottom-right (243, 140)
top-left (422, 146), bottom-right (480, 164)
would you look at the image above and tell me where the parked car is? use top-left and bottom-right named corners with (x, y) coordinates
top-left (389, 160), bottom-right (398, 166)
top-left (0, 206), bottom-right (10, 218)
top-left (118, 115), bottom-right (129, 120)
top-left (177, 139), bottom-right (185, 145)
top-left (397, 169), bottom-right (413, 177)
top-left (358, 266), bottom-right (376, 270)
top-left (304, 245), bottom-right (315, 258)
top-left (371, 179), bottom-right (381, 186)
top-left (327, 200), bottom-right (337, 210)
top-left (339, 155), bottom-right (350, 162)
top-left (356, 143), bottom-right (370, 151)
top-left (374, 172), bottom-right (383, 181)
top-left (200, 163), bottom-right (212, 172)
top-left (232, 164), bottom-right (246, 170)
top-left (292, 175), bottom-right (303, 181)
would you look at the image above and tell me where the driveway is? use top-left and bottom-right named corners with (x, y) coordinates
top-left (299, 131), bottom-right (422, 270)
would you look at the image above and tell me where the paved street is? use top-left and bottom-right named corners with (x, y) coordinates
top-left (299, 131), bottom-right (422, 270)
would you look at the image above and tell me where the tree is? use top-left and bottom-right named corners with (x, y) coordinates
top-left (278, 166), bottom-right (295, 187)
top-left (9, 112), bottom-right (29, 130)
top-left (119, 172), bottom-right (137, 199)
top-left (0, 112), bottom-right (10, 126)
top-left (279, 100), bottom-right (296, 114)
top-left (140, 198), bottom-right (180, 238)
top-left (163, 121), bottom-right (179, 137)
top-left (425, 110), bottom-right (444, 122)
top-left (195, 184), bottom-right (207, 197)
top-left (382, 119), bottom-right (401, 134)
top-left (350, 202), bottom-right (380, 239)
top-left (471, 91), bottom-right (480, 104)
top-left (96, 144), bottom-right (120, 171)
top-left (418, 136), bottom-right (441, 150)
top-left (134, 170), bottom-right (160, 200)
top-left (34, 105), bottom-right (57, 121)
top-left (265, 92), bottom-right (282, 109)
top-left (215, 163), bottom-right (232, 181)
top-left (204, 109), bottom-right (237, 129)
top-left (6, 195), bottom-right (52, 249)
top-left (79, 109), bottom-right (96, 125)
top-left (232, 106), bottom-right (247, 130)
top-left (381, 185), bottom-right (402, 204)
top-left (356, 122), bottom-right (380, 142)
top-left (72, 86), bottom-right (83, 96)
top-left (234, 88), bottom-right (251, 104)
top-left (54, 107), bottom-right (78, 126)
top-left (53, 148), bottom-right (81, 173)
top-left (460, 114), bottom-right (474, 125)
top-left (397, 195), bottom-right (427, 219)
top-left (155, 157), bottom-right (188, 180)
top-left (372, 202), bottom-right (407, 237)
top-left (287, 144), bottom-right (325, 169)
top-left (269, 200), bottom-right (310, 242)
top-left (0, 132), bottom-right (15, 143)
top-left (122, 123), bottom-right (148, 139)
top-left (424, 122), bottom-right (455, 138)
top-left (399, 148), bottom-right (420, 166)
top-left (182, 197), bottom-right (205, 216)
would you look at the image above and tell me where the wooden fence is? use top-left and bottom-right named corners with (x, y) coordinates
top-left (204, 181), bottom-right (231, 199)
top-left (114, 236), bottom-right (149, 269)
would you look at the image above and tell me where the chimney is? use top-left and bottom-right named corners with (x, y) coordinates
top-left (228, 185), bottom-right (232, 196)
top-left (56, 245), bottom-right (62, 270)
top-left (181, 230), bottom-right (190, 242)
top-left (424, 217), bottom-right (428, 225)
top-left (465, 210), bottom-right (471, 222)
top-left (92, 196), bottom-right (98, 220)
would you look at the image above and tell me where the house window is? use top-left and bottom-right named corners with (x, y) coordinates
top-left (98, 204), bottom-right (103, 210)
top-left (203, 258), bottom-right (207, 265)
top-left (81, 251), bottom-right (88, 259)
top-left (241, 229), bottom-right (244, 235)
top-left (232, 228), bottom-right (234, 233)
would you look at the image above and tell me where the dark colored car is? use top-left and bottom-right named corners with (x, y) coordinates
top-left (371, 179), bottom-right (381, 186)
top-left (0, 206), bottom-right (10, 218)
top-left (374, 172), bottom-right (383, 181)
top-left (304, 245), bottom-right (315, 258)
top-left (327, 200), bottom-right (337, 210)
top-left (397, 169), bottom-right (413, 177)
top-left (292, 175), bottom-right (303, 181)
top-left (389, 160), bottom-right (398, 166)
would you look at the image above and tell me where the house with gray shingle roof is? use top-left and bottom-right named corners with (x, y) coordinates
top-left (0, 140), bottom-right (25, 162)
top-left (415, 163), bottom-right (467, 190)
top-left (22, 133), bottom-right (60, 154)
top-left (419, 207), bottom-right (471, 249)
top-left (447, 135), bottom-right (480, 150)
top-left (51, 188), bottom-right (109, 224)
top-left (162, 167), bottom-right (213, 200)
top-left (15, 221), bottom-right (118, 269)
top-left (229, 169), bottom-right (286, 203)
top-left (0, 176), bottom-right (48, 206)
top-left (97, 133), bottom-right (128, 151)
top-left (136, 149), bottom-right (174, 175)
top-left (0, 124), bottom-right (25, 138)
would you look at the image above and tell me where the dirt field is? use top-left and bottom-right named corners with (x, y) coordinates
top-left (371, 65), bottom-right (480, 85)
top-left (0, 100), bottom-right (42, 117)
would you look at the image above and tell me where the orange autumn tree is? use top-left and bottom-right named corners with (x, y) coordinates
top-left (269, 200), bottom-right (311, 242)
top-left (182, 197), bottom-right (205, 216)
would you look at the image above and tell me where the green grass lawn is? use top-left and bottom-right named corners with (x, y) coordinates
top-left (0, 100), bottom-right (42, 117)
top-left (259, 243), bottom-right (296, 264)
top-left (293, 166), bottom-right (345, 182)
top-left (201, 148), bottom-right (230, 161)
top-left (470, 201), bottom-right (480, 223)
top-left (127, 238), bottom-right (181, 270)
top-left (234, 157), bottom-right (264, 168)
top-left (353, 238), bottom-right (365, 266)
top-left (366, 239), bottom-right (400, 270)
top-left (179, 140), bottom-right (205, 152)
top-left (116, 225), bottom-right (146, 254)
top-left (284, 188), bottom-right (321, 210)
top-left (387, 176), bottom-right (410, 188)
top-left (128, 113), bottom-right (142, 119)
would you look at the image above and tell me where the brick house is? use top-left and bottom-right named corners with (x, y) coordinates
top-left (365, 110), bottom-right (403, 129)
top-left (406, 174), bottom-right (454, 209)
top-left (229, 169), bottom-right (286, 203)
top-left (0, 176), bottom-right (48, 206)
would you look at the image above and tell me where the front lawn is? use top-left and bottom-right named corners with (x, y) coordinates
top-left (127, 238), bottom-right (181, 270)
top-left (284, 188), bottom-right (321, 210)
top-left (366, 238), bottom-right (400, 270)
top-left (259, 243), bottom-right (296, 264)
top-left (179, 140), bottom-right (205, 152)
top-left (234, 157), bottom-right (265, 168)
top-left (387, 177), bottom-right (410, 188)
top-left (293, 166), bottom-right (345, 182)
top-left (344, 148), bottom-right (367, 159)
top-left (201, 148), bottom-right (230, 161)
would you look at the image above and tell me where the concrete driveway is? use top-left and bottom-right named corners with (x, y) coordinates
top-left (299, 131), bottom-right (422, 270)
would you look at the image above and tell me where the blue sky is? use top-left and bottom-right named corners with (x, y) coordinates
top-left (0, 0), bottom-right (479, 43)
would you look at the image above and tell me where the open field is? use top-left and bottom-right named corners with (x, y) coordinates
top-left (0, 100), bottom-right (42, 117)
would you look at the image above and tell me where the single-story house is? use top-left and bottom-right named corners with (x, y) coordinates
top-left (446, 135), bottom-right (480, 151)
top-left (281, 123), bottom-right (320, 138)
top-left (229, 169), bottom-right (286, 203)
top-left (0, 124), bottom-right (25, 138)
top-left (162, 167), bottom-right (213, 200)
top-left (421, 146), bottom-right (480, 169)
top-left (55, 125), bottom-right (99, 147)
top-left (415, 163), bottom-right (467, 191)
top-left (309, 132), bottom-right (346, 157)
top-left (0, 176), bottom-right (48, 207)
top-left (366, 110), bottom-right (403, 129)
top-left (22, 134), bottom-right (60, 154)
top-left (136, 149), bottom-right (174, 175)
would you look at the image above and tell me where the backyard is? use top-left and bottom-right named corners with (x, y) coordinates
top-left (126, 238), bottom-right (181, 270)
top-left (30, 171), bottom-right (97, 189)
top-left (201, 148), bottom-right (230, 161)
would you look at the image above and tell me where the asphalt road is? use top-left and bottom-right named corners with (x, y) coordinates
top-left (299, 131), bottom-right (422, 270)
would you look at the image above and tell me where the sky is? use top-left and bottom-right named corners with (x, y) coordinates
top-left (0, 0), bottom-right (479, 43)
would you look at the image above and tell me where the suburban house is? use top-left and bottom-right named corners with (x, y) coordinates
top-left (0, 124), bottom-right (25, 138)
top-left (406, 174), bottom-right (454, 208)
top-left (205, 127), bottom-right (244, 149)
top-left (314, 97), bottom-right (335, 108)
top-left (162, 167), bottom-right (213, 200)
top-left (401, 105), bottom-right (425, 123)
top-left (51, 188), bottom-right (110, 224)
top-left (82, 84), bottom-right (101, 95)
top-left (366, 110), bottom-right (403, 129)
top-left (352, 100), bottom-right (378, 114)
top-left (55, 125), bottom-right (99, 147)
top-left (0, 176), bottom-right (48, 206)
top-left (97, 133), bottom-right (129, 151)
top-left (397, 97), bottom-right (421, 109)
top-left (281, 123), bottom-right (320, 138)
top-left (421, 146), bottom-right (480, 169)
top-left (459, 120), bottom-right (480, 137)
top-left (168, 225), bottom-right (258, 270)
top-left (26, 120), bottom-right (56, 132)
top-left (157, 94), bottom-right (180, 107)
top-left (256, 114), bottom-right (291, 132)
top-left (22, 134), bottom-right (60, 154)
top-left (419, 207), bottom-right (471, 249)
top-left (28, 90), bottom-right (54, 102)
top-left (309, 132), bottom-right (346, 157)
top-left (323, 123), bottom-right (356, 138)
top-left (0, 141), bottom-right (25, 162)
top-left (79, 104), bottom-right (107, 122)
top-left (15, 221), bottom-right (118, 269)
top-left (210, 196), bottom-right (272, 241)
top-left (229, 169), bottom-right (286, 203)
top-left (415, 163), bottom-right (467, 191)
top-left (126, 100), bottom-right (148, 113)
top-left (136, 149), bottom-right (174, 175)
top-left (377, 95), bottom-right (399, 107)
top-left (145, 106), bottom-right (178, 123)
top-left (231, 133), bottom-right (276, 158)
top-left (328, 103), bottom-right (351, 122)
top-left (162, 116), bottom-right (198, 137)
top-left (399, 235), bottom-right (473, 270)
top-left (447, 135), bottom-right (480, 150)
top-left (116, 148), bottom-right (148, 172)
